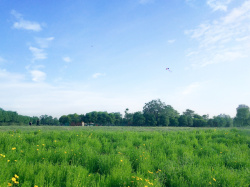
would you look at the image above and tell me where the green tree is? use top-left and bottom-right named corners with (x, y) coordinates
top-left (178, 115), bottom-right (188, 126)
top-left (157, 114), bottom-right (169, 126)
top-left (112, 112), bottom-right (122, 126)
top-left (144, 113), bottom-right (157, 126)
top-left (59, 115), bottom-right (70, 126)
top-left (234, 107), bottom-right (250, 126)
top-left (133, 112), bottom-right (145, 126)
top-left (183, 109), bottom-right (195, 118)
top-left (143, 99), bottom-right (166, 123)
top-left (124, 108), bottom-right (133, 125)
top-left (169, 117), bottom-right (179, 126)
top-left (143, 99), bottom-right (178, 126)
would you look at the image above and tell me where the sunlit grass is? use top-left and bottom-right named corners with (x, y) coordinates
top-left (0, 126), bottom-right (249, 186)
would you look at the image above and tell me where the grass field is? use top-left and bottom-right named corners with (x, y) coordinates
top-left (0, 126), bottom-right (249, 187)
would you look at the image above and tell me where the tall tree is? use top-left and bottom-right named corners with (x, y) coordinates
top-left (124, 108), bottom-right (133, 125)
top-left (143, 99), bottom-right (178, 126)
top-left (234, 107), bottom-right (250, 126)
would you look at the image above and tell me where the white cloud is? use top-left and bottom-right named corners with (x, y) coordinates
top-left (0, 69), bottom-right (25, 82)
top-left (92, 73), bottom-right (106, 78)
top-left (62, 57), bottom-right (72, 63)
top-left (0, 80), bottom-right (143, 118)
top-left (30, 70), bottom-right (46, 82)
top-left (29, 46), bottom-right (47, 61)
top-left (35, 37), bottom-right (54, 48)
top-left (207, 0), bottom-right (232, 11)
top-left (11, 10), bottom-right (42, 32)
top-left (235, 36), bottom-right (250, 41)
top-left (222, 1), bottom-right (250, 24)
top-left (186, 0), bottom-right (250, 67)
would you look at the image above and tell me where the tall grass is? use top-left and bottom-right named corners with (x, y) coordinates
top-left (0, 127), bottom-right (249, 186)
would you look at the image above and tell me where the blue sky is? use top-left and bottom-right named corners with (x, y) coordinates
top-left (0, 0), bottom-right (250, 118)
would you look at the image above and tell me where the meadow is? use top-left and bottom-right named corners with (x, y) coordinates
top-left (0, 126), bottom-right (249, 187)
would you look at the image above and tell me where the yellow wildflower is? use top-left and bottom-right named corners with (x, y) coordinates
top-left (120, 160), bottom-right (123, 162)
top-left (42, 144), bottom-right (45, 146)
top-left (213, 178), bottom-right (216, 181)
top-left (12, 147), bottom-right (16, 150)
top-left (11, 177), bottom-right (16, 182)
top-left (8, 183), bottom-right (12, 186)
top-left (14, 174), bottom-right (19, 178)
top-left (37, 145), bottom-right (39, 146)
top-left (7, 160), bottom-right (10, 162)
top-left (34, 185), bottom-right (38, 187)
top-left (14, 181), bottom-right (19, 184)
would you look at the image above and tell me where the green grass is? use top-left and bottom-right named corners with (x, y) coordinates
top-left (0, 126), bottom-right (249, 187)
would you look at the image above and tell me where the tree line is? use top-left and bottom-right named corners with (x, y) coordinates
top-left (1, 99), bottom-right (250, 127)
top-left (0, 108), bottom-right (59, 126)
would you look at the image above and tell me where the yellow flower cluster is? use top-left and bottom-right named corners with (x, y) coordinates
top-left (8, 174), bottom-right (19, 186)
top-left (0, 153), bottom-right (5, 158)
top-left (131, 176), bottom-right (154, 186)
top-left (155, 169), bottom-right (161, 173)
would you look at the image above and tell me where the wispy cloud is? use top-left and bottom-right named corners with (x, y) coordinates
top-left (92, 73), bottom-right (106, 79)
top-left (206, 0), bottom-right (232, 11)
top-left (0, 69), bottom-right (25, 82)
top-left (168, 39), bottom-right (176, 44)
top-left (30, 70), bottom-right (46, 82)
top-left (62, 57), bottom-right (72, 63)
top-left (185, 0), bottom-right (250, 67)
top-left (29, 47), bottom-right (47, 61)
top-left (11, 10), bottom-right (42, 32)
top-left (35, 37), bottom-right (54, 48)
